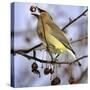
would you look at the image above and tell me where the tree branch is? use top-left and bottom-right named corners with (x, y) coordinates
top-left (70, 55), bottom-right (88, 65)
top-left (71, 36), bottom-right (87, 44)
top-left (75, 68), bottom-right (88, 84)
top-left (11, 43), bottom-right (43, 54)
top-left (70, 68), bottom-right (88, 84)
top-left (62, 9), bottom-right (88, 31)
top-left (14, 51), bottom-right (88, 65)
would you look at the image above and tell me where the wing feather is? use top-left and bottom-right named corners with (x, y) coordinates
top-left (46, 22), bottom-right (75, 55)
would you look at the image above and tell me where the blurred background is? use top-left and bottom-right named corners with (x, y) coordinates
top-left (11, 2), bottom-right (88, 87)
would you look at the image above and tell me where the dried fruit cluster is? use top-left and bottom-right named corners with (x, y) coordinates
top-left (31, 62), bottom-right (62, 85)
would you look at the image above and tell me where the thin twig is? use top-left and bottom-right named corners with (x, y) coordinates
top-left (72, 68), bottom-right (88, 84)
top-left (71, 36), bottom-right (87, 44)
top-left (15, 51), bottom-right (88, 65)
top-left (70, 55), bottom-right (88, 65)
top-left (12, 43), bottom-right (43, 53)
top-left (62, 9), bottom-right (88, 31)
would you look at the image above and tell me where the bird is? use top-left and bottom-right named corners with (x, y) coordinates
top-left (31, 6), bottom-right (76, 60)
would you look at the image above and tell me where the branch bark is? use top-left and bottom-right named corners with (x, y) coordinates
top-left (14, 51), bottom-right (88, 65)
top-left (62, 9), bottom-right (88, 31)
top-left (71, 36), bottom-right (87, 44)
top-left (12, 43), bottom-right (43, 54)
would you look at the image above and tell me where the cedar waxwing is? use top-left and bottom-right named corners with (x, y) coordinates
top-left (31, 6), bottom-right (76, 60)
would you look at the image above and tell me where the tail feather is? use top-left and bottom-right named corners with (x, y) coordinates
top-left (67, 49), bottom-right (76, 60)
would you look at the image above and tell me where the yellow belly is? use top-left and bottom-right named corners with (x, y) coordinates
top-left (45, 31), bottom-right (67, 53)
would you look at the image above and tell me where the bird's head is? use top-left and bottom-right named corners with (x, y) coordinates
top-left (31, 6), bottom-right (53, 22)
top-left (37, 6), bottom-right (53, 21)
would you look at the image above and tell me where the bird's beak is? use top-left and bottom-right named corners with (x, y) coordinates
top-left (36, 6), bottom-right (46, 13)
top-left (31, 13), bottom-right (39, 18)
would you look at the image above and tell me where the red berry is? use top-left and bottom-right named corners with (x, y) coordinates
top-left (49, 68), bottom-right (54, 74)
top-left (69, 76), bottom-right (75, 84)
top-left (30, 6), bottom-right (36, 12)
top-left (32, 69), bottom-right (41, 78)
top-left (31, 62), bottom-right (38, 70)
top-left (51, 77), bottom-right (61, 85)
top-left (44, 68), bottom-right (50, 75)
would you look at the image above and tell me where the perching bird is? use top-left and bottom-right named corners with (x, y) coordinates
top-left (31, 6), bottom-right (76, 60)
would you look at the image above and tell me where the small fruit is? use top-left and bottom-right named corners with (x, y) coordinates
top-left (32, 69), bottom-right (41, 78)
top-left (44, 68), bottom-right (50, 75)
top-left (31, 62), bottom-right (38, 70)
top-left (69, 76), bottom-right (75, 84)
top-left (51, 77), bottom-right (61, 85)
top-left (49, 68), bottom-right (54, 74)
top-left (30, 6), bottom-right (36, 12)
